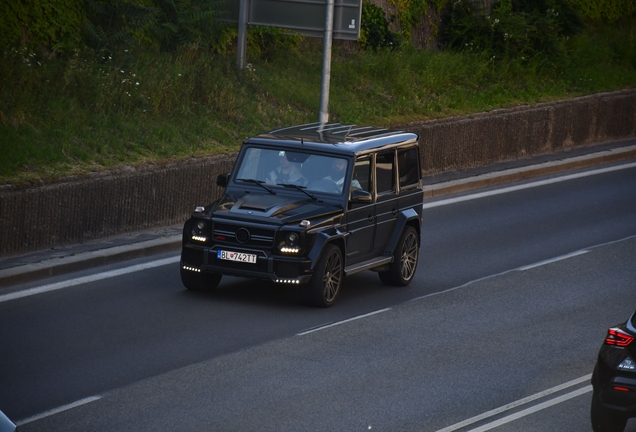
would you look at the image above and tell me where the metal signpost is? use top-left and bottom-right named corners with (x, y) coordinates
top-left (220, 0), bottom-right (362, 122)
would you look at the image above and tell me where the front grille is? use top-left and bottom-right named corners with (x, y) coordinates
top-left (214, 222), bottom-right (275, 248)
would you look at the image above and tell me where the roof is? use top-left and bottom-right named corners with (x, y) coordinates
top-left (245, 122), bottom-right (419, 155)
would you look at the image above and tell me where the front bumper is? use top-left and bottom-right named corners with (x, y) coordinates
top-left (181, 244), bottom-right (313, 284)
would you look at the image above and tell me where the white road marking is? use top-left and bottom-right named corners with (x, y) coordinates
top-left (422, 161), bottom-right (636, 209)
top-left (16, 396), bottom-right (102, 426)
top-left (435, 375), bottom-right (592, 432)
top-left (466, 386), bottom-right (593, 432)
top-left (518, 250), bottom-right (589, 271)
top-left (296, 308), bottom-right (392, 336)
top-left (0, 256), bottom-right (179, 303)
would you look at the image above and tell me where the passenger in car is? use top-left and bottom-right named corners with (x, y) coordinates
top-left (324, 158), bottom-right (361, 191)
top-left (266, 151), bottom-right (308, 186)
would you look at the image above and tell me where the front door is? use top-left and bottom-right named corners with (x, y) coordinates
top-left (345, 157), bottom-right (374, 264)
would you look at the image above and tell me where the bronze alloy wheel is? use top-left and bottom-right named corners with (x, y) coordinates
top-left (379, 226), bottom-right (419, 286)
top-left (400, 229), bottom-right (419, 282)
top-left (307, 244), bottom-right (343, 307)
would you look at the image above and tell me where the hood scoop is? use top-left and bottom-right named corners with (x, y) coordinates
top-left (234, 194), bottom-right (286, 213)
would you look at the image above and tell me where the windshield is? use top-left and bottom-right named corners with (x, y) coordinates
top-left (234, 147), bottom-right (349, 195)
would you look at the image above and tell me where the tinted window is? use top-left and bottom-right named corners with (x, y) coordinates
top-left (376, 151), bottom-right (395, 195)
top-left (398, 147), bottom-right (420, 188)
top-left (352, 157), bottom-right (371, 192)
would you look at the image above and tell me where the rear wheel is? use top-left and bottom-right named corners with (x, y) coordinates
top-left (591, 392), bottom-right (627, 432)
top-left (180, 267), bottom-right (222, 292)
top-left (379, 226), bottom-right (419, 286)
top-left (306, 244), bottom-right (343, 307)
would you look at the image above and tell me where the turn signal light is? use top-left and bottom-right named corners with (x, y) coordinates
top-left (605, 328), bottom-right (635, 347)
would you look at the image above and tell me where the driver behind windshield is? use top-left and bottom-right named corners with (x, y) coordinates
top-left (266, 151), bottom-right (308, 186)
top-left (324, 158), bottom-right (361, 190)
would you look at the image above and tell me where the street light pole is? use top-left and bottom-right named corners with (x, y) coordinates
top-left (318, 0), bottom-right (334, 123)
top-left (237, 0), bottom-right (248, 69)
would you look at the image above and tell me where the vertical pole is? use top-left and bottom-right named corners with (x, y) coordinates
top-left (237, 0), bottom-right (248, 69)
top-left (318, 0), bottom-right (334, 123)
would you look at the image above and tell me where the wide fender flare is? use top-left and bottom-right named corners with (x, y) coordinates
top-left (384, 208), bottom-right (421, 256)
top-left (307, 229), bottom-right (346, 271)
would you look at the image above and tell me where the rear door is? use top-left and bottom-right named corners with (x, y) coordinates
top-left (373, 150), bottom-right (398, 254)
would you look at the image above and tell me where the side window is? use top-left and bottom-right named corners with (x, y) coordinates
top-left (352, 157), bottom-right (371, 192)
top-left (375, 151), bottom-right (395, 195)
top-left (398, 147), bottom-right (420, 189)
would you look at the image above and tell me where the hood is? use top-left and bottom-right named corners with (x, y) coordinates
top-left (212, 193), bottom-right (343, 224)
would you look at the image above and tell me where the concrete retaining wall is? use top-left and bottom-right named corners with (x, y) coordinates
top-left (1, 89), bottom-right (635, 257)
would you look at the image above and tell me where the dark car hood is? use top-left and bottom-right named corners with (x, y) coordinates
top-left (212, 193), bottom-right (343, 224)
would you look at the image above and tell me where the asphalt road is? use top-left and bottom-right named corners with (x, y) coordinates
top-left (1, 162), bottom-right (635, 431)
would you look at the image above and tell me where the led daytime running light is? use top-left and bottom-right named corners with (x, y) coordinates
top-left (183, 266), bottom-right (201, 272)
top-left (275, 279), bottom-right (301, 284)
top-left (192, 235), bottom-right (207, 242)
top-left (280, 247), bottom-right (300, 253)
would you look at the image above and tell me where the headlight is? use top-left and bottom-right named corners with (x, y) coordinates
top-left (194, 220), bottom-right (206, 235)
top-left (286, 232), bottom-right (299, 246)
top-left (191, 220), bottom-right (208, 242)
top-left (280, 231), bottom-right (301, 253)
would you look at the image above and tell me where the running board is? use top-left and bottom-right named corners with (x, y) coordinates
top-left (344, 257), bottom-right (393, 276)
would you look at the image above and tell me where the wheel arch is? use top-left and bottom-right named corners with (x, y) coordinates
top-left (384, 208), bottom-right (421, 256)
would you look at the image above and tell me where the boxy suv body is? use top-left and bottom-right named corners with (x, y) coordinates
top-left (180, 123), bottom-right (423, 307)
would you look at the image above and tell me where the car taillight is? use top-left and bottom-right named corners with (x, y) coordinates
top-left (605, 328), bottom-right (635, 347)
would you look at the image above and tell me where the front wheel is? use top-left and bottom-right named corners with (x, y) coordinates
top-left (181, 267), bottom-right (222, 292)
top-left (305, 244), bottom-right (343, 307)
top-left (379, 226), bottom-right (419, 286)
top-left (591, 392), bottom-right (627, 432)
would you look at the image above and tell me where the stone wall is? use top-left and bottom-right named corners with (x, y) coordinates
top-left (0, 89), bottom-right (634, 257)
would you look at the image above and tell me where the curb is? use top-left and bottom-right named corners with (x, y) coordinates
top-left (0, 236), bottom-right (181, 289)
top-left (1, 145), bottom-right (635, 290)
top-left (423, 144), bottom-right (636, 198)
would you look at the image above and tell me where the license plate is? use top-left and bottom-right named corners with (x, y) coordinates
top-left (217, 250), bottom-right (257, 264)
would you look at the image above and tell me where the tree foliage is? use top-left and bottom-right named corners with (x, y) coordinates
top-left (442, 0), bottom-right (583, 64)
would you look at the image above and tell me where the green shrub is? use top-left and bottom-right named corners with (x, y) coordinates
top-left (564, 0), bottom-right (636, 23)
top-left (361, 0), bottom-right (402, 50)
top-left (0, 0), bottom-right (84, 53)
top-left (442, 0), bottom-right (583, 65)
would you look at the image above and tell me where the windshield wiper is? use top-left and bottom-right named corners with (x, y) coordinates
top-left (279, 183), bottom-right (318, 200)
top-left (236, 178), bottom-right (275, 195)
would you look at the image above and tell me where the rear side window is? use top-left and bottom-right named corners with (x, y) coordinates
top-left (376, 151), bottom-right (395, 195)
top-left (398, 147), bottom-right (420, 189)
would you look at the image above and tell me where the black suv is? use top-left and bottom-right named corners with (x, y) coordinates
top-left (591, 310), bottom-right (636, 432)
top-left (180, 123), bottom-right (423, 307)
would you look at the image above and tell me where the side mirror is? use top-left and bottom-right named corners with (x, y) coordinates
top-left (350, 189), bottom-right (372, 203)
top-left (216, 173), bottom-right (230, 188)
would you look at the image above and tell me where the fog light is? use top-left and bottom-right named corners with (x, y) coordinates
top-left (618, 357), bottom-right (635, 371)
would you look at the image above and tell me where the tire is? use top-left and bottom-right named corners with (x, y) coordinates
top-left (306, 244), bottom-right (343, 307)
top-left (379, 226), bottom-right (419, 286)
top-left (180, 266), bottom-right (222, 292)
top-left (591, 392), bottom-right (627, 432)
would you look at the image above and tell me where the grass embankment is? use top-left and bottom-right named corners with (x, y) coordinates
top-left (0, 22), bottom-right (635, 188)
